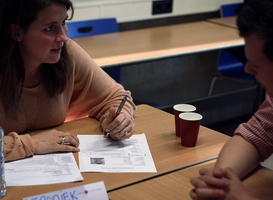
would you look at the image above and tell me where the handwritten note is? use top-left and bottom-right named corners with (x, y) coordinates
top-left (22, 181), bottom-right (108, 200)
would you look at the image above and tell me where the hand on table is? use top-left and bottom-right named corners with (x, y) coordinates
top-left (104, 107), bottom-right (135, 140)
top-left (189, 167), bottom-right (258, 200)
top-left (190, 167), bottom-right (228, 199)
top-left (31, 129), bottom-right (80, 154)
top-left (220, 168), bottom-right (259, 200)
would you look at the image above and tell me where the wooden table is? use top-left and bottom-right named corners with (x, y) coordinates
top-left (108, 160), bottom-right (273, 200)
top-left (3, 105), bottom-right (230, 199)
top-left (207, 16), bottom-right (237, 29)
top-left (73, 20), bottom-right (243, 68)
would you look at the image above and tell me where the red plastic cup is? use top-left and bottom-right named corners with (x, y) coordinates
top-left (179, 112), bottom-right (203, 147)
top-left (173, 104), bottom-right (196, 137)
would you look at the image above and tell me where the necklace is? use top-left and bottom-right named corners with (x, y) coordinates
top-left (20, 84), bottom-right (42, 130)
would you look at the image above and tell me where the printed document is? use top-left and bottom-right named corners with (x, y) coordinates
top-left (5, 152), bottom-right (83, 186)
top-left (78, 133), bottom-right (157, 173)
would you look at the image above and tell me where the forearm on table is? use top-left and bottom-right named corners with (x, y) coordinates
top-left (215, 135), bottom-right (261, 178)
top-left (4, 133), bottom-right (34, 162)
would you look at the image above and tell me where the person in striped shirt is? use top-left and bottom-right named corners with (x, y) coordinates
top-left (190, 0), bottom-right (273, 199)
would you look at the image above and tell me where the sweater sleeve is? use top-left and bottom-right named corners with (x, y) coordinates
top-left (4, 132), bottom-right (34, 162)
top-left (65, 39), bottom-right (136, 129)
top-left (234, 93), bottom-right (273, 161)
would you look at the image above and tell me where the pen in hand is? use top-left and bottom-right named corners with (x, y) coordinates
top-left (104, 95), bottom-right (128, 138)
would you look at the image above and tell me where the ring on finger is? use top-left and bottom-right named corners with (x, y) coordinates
top-left (61, 136), bottom-right (69, 145)
top-left (124, 128), bottom-right (128, 136)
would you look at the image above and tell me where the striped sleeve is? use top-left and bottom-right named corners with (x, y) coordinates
top-left (234, 93), bottom-right (273, 161)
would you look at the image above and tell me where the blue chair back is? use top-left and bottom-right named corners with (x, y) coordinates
top-left (221, 3), bottom-right (244, 17)
top-left (218, 50), bottom-right (253, 80)
top-left (66, 18), bottom-right (118, 38)
top-left (208, 3), bottom-right (254, 96)
top-left (218, 3), bottom-right (254, 81)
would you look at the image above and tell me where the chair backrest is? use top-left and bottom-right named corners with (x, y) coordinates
top-left (66, 18), bottom-right (118, 38)
top-left (218, 3), bottom-right (254, 81)
top-left (221, 3), bottom-right (244, 17)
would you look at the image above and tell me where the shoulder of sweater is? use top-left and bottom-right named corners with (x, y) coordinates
top-left (66, 38), bottom-right (81, 53)
top-left (65, 38), bottom-right (93, 64)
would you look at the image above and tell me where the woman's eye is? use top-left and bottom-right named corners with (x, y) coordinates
top-left (45, 25), bottom-right (53, 31)
top-left (62, 20), bottom-right (66, 26)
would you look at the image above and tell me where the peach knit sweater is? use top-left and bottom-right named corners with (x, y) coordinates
top-left (1, 39), bottom-right (136, 162)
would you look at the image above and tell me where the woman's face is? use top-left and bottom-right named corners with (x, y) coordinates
top-left (17, 3), bottom-right (68, 68)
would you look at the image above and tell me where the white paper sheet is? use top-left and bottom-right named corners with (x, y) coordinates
top-left (5, 152), bottom-right (83, 186)
top-left (23, 181), bottom-right (108, 200)
top-left (78, 133), bottom-right (157, 173)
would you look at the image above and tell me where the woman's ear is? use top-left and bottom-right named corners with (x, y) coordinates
top-left (10, 24), bottom-right (24, 42)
